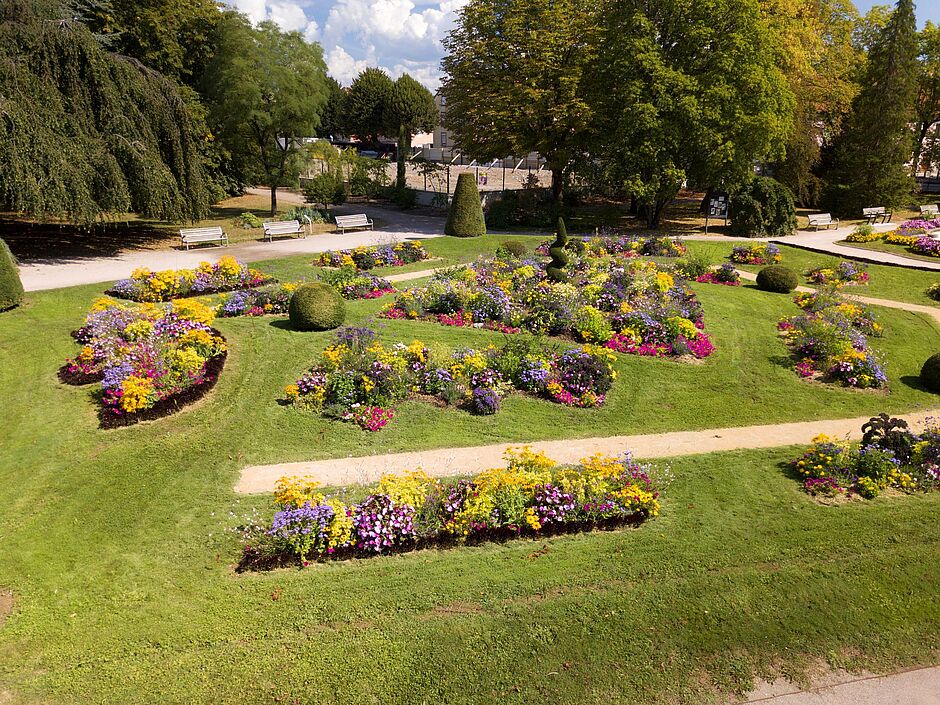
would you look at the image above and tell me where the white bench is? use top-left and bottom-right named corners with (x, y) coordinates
top-left (807, 213), bottom-right (839, 230)
top-left (920, 204), bottom-right (939, 218)
top-left (179, 226), bottom-right (227, 250)
top-left (863, 206), bottom-right (891, 224)
top-left (262, 219), bottom-right (306, 241)
top-left (335, 214), bottom-right (374, 234)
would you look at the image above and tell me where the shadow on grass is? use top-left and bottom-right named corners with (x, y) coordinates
top-left (899, 375), bottom-right (931, 393)
top-left (1, 217), bottom-right (175, 262)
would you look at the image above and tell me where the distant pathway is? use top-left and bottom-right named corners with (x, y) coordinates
top-left (234, 409), bottom-right (939, 492)
top-left (744, 663), bottom-right (940, 704)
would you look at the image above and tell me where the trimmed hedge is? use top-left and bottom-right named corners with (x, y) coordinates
top-left (0, 238), bottom-right (24, 312)
top-left (445, 173), bottom-right (486, 237)
top-left (921, 353), bottom-right (940, 393)
top-left (288, 283), bottom-right (345, 331)
top-left (756, 265), bottom-right (799, 293)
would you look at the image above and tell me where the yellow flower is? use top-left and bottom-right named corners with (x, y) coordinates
top-left (120, 375), bottom-right (154, 413)
top-left (274, 476), bottom-right (324, 508)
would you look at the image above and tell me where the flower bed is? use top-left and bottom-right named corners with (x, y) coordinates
top-left (284, 327), bottom-right (617, 430)
top-left (108, 257), bottom-right (273, 302)
top-left (382, 253), bottom-right (715, 360)
top-left (695, 264), bottom-right (741, 286)
top-left (806, 261), bottom-right (869, 286)
top-left (238, 447), bottom-right (666, 569)
top-left (317, 266), bottom-right (394, 299)
top-left (912, 236), bottom-right (940, 258)
top-left (884, 232), bottom-right (919, 247)
top-left (777, 288), bottom-right (885, 388)
top-left (60, 298), bottom-right (226, 427)
top-left (316, 242), bottom-right (429, 270)
top-left (844, 228), bottom-right (884, 243)
top-left (730, 243), bottom-right (781, 265)
top-left (537, 234), bottom-right (687, 259)
top-left (790, 415), bottom-right (940, 499)
top-left (216, 283), bottom-right (298, 317)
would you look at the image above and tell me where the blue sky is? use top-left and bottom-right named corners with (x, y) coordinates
top-left (228, 0), bottom-right (939, 90)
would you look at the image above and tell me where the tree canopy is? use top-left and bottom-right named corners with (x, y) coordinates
top-left (344, 67), bottom-right (394, 148)
top-left (386, 74), bottom-right (437, 189)
top-left (0, 0), bottom-right (211, 223)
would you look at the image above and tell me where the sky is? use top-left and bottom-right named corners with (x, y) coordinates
top-left (229, 0), bottom-right (939, 91)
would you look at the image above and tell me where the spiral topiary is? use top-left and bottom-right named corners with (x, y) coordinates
top-left (288, 283), bottom-right (346, 331)
top-left (546, 217), bottom-right (569, 282)
top-left (756, 265), bottom-right (798, 293)
top-left (921, 353), bottom-right (940, 393)
top-left (0, 238), bottom-right (24, 312)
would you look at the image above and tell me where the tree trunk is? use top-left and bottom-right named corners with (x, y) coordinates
top-left (397, 124), bottom-right (410, 190)
top-left (628, 194), bottom-right (638, 216)
top-left (550, 168), bottom-right (563, 203)
top-left (270, 184), bottom-right (277, 216)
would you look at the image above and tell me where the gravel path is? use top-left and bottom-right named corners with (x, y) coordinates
top-left (744, 664), bottom-right (940, 704)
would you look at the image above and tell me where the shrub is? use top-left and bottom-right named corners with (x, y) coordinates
top-left (485, 189), bottom-right (555, 228)
top-left (927, 282), bottom-right (940, 301)
top-left (756, 265), bottom-right (799, 293)
top-left (845, 223), bottom-right (883, 243)
top-left (234, 212), bottom-right (264, 229)
top-left (921, 352), bottom-right (940, 393)
top-left (303, 171), bottom-right (345, 208)
top-left (386, 186), bottom-right (417, 209)
top-left (0, 238), bottom-right (24, 312)
top-left (445, 173), bottom-right (486, 237)
top-left (288, 283), bottom-right (345, 331)
top-left (673, 253), bottom-right (712, 279)
top-left (728, 176), bottom-right (797, 238)
top-left (496, 239), bottom-right (527, 259)
top-left (546, 217), bottom-right (569, 282)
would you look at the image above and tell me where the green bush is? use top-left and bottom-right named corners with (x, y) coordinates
top-left (0, 239), bottom-right (24, 312)
top-left (926, 282), bottom-right (940, 302)
top-left (756, 265), bottom-right (799, 293)
top-left (729, 176), bottom-right (797, 238)
top-left (386, 186), bottom-right (417, 209)
top-left (546, 217), bottom-right (569, 282)
top-left (288, 283), bottom-right (345, 331)
top-left (445, 173), bottom-right (486, 237)
top-left (674, 253), bottom-right (712, 279)
top-left (303, 172), bottom-right (346, 209)
top-left (921, 352), bottom-right (940, 393)
top-left (486, 189), bottom-right (555, 228)
top-left (496, 240), bottom-right (527, 258)
top-left (234, 212), bottom-right (264, 229)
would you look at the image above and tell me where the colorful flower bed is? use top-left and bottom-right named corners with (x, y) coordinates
top-left (317, 266), bottom-right (394, 299)
top-left (284, 327), bottom-right (617, 430)
top-left (60, 298), bottom-right (226, 426)
top-left (695, 264), bottom-right (741, 286)
top-left (238, 447), bottom-right (666, 568)
top-left (316, 242), bottom-right (429, 270)
top-left (382, 252), bottom-right (715, 360)
top-left (806, 261), bottom-right (869, 286)
top-left (730, 243), bottom-right (781, 265)
top-left (911, 236), bottom-right (940, 258)
top-left (884, 231), bottom-right (920, 247)
top-left (216, 283), bottom-right (298, 317)
top-left (844, 227), bottom-right (883, 243)
top-left (537, 234), bottom-right (687, 259)
top-left (108, 257), bottom-right (273, 302)
top-left (790, 415), bottom-right (940, 499)
top-left (777, 288), bottom-right (885, 389)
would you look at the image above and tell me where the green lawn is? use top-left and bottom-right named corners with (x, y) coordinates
top-left (836, 238), bottom-right (940, 266)
top-left (2, 243), bottom-right (940, 704)
top-left (684, 241), bottom-right (940, 307)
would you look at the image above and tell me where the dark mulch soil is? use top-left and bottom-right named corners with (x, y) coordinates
top-left (58, 366), bottom-right (102, 386)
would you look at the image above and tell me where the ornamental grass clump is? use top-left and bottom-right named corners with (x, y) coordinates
top-left (778, 288), bottom-right (886, 388)
top-left (240, 447), bottom-right (668, 568)
top-left (60, 297), bottom-right (226, 425)
top-left (283, 328), bottom-right (618, 430)
top-left (316, 241), bottom-right (429, 270)
top-left (789, 415), bottom-right (940, 499)
top-left (108, 256), bottom-right (273, 302)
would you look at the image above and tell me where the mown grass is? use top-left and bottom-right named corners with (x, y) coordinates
top-left (1, 244), bottom-right (940, 704)
top-left (836, 238), bottom-right (940, 266)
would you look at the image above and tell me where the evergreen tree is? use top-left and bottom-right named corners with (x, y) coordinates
top-left (913, 22), bottom-right (940, 174)
top-left (386, 75), bottom-right (437, 190)
top-left (344, 68), bottom-right (394, 149)
top-left (445, 173), bottom-right (486, 237)
top-left (0, 238), bottom-right (25, 312)
top-left (823, 0), bottom-right (918, 215)
top-left (317, 77), bottom-right (347, 139)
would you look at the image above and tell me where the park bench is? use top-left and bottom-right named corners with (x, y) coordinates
top-left (262, 219), bottom-right (306, 241)
top-left (862, 206), bottom-right (892, 224)
top-left (334, 214), bottom-right (374, 234)
top-left (920, 204), bottom-right (939, 218)
top-left (179, 226), bottom-right (228, 250)
top-left (806, 213), bottom-right (839, 231)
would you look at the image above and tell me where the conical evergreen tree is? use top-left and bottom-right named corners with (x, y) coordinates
top-left (822, 0), bottom-right (918, 216)
top-left (0, 239), bottom-right (25, 312)
top-left (444, 173), bottom-right (486, 237)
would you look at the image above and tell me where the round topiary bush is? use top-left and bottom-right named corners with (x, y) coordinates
top-left (288, 283), bottom-right (345, 331)
top-left (0, 238), bottom-right (24, 312)
top-left (756, 265), bottom-right (799, 293)
top-left (445, 173), bottom-right (486, 237)
top-left (921, 353), bottom-right (940, 393)
top-left (497, 239), bottom-right (527, 258)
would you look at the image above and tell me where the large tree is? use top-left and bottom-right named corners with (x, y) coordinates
top-left (823, 0), bottom-right (918, 215)
top-left (386, 75), bottom-right (437, 189)
top-left (589, 0), bottom-right (793, 227)
top-left (344, 67), bottom-right (394, 149)
top-left (440, 0), bottom-right (597, 203)
top-left (203, 13), bottom-right (329, 215)
top-left (316, 76), bottom-right (346, 140)
top-left (913, 22), bottom-right (940, 175)
top-left (0, 0), bottom-right (210, 223)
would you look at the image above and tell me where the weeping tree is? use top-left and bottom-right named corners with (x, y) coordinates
top-left (0, 0), bottom-right (211, 223)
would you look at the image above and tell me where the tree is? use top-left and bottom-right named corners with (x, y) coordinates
top-left (589, 0), bottom-right (793, 227)
top-left (386, 75), bottom-right (437, 190)
top-left (441, 0), bottom-right (597, 203)
top-left (728, 176), bottom-right (796, 238)
top-left (204, 13), bottom-right (329, 216)
top-left (0, 0), bottom-right (210, 223)
top-left (316, 76), bottom-right (346, 139)
top-left (823, 0), bottom-right (918, 215)
top-left (0, 238), bottom-right (24, 312)
top-left (445, 173), bottom-right (486, 237)
top-left (913, 22), bottom-right (940, 174)
top-left (344, 68), bottom-right (394, 149)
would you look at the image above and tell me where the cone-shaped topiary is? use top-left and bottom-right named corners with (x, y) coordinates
top-left (0, 238), bottom-right (24, 312)
top-left (289, 283), bottom-right (346, 331)
top-left (546, 217), bottom-right (569, 282)
top-left (756, 265), bottom-right (798, 293)
top-left (921, 353), bottom-right (940, 393)
top-left (445, 173), bottom-right (486, 237)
